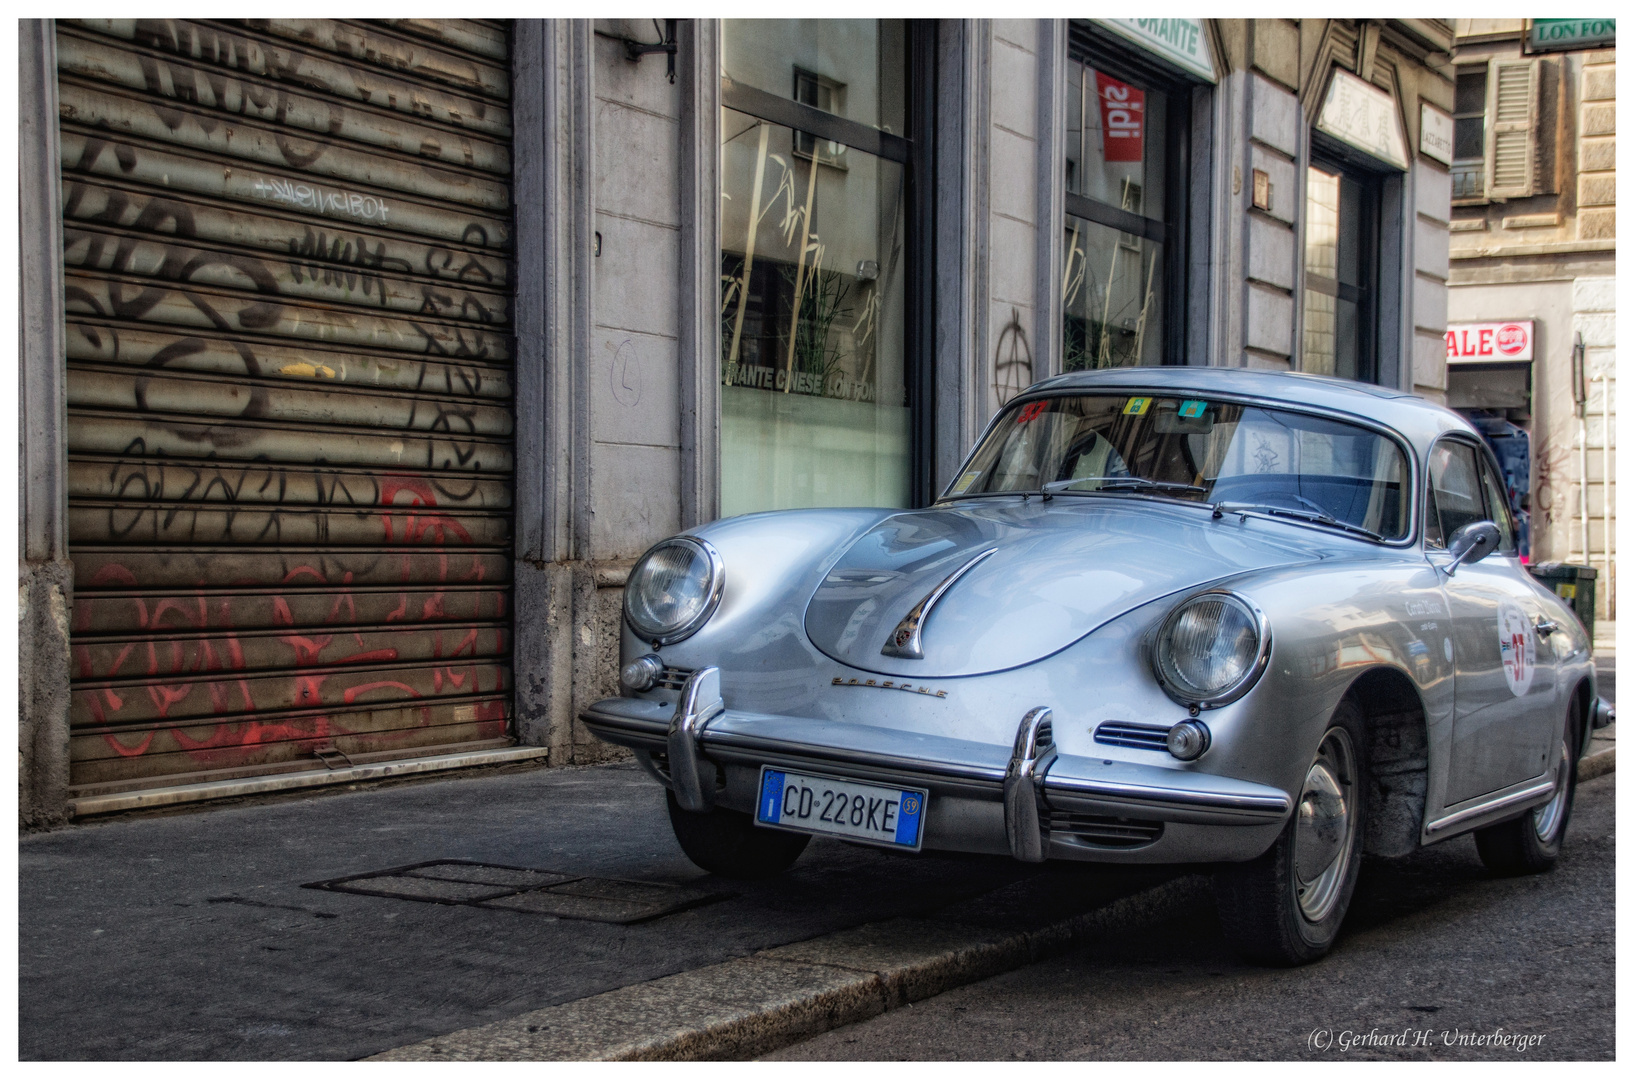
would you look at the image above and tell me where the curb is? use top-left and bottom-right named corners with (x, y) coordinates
top-left (1579, 746), bottom-right (1615, 781)
top-left (369, 872), bottom-right (1211, 1061)
top-left (67, 746), bottom-right (551, 818)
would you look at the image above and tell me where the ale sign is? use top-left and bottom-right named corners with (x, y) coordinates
top-left (1445, 320), bottom-right (1535, 363)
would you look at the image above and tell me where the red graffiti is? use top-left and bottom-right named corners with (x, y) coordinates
top-left (71, 470), bottom-right (511, 772)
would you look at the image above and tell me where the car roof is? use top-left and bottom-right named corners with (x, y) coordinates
top-left (1023, 366), bottom-right (1477, 454)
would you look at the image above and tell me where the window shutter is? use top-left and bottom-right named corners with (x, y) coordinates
top-left (1486, 58), bottom-right (1538, 199)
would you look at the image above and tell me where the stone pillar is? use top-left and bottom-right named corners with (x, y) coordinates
top-left (19, 19), bottom-right (72, 827)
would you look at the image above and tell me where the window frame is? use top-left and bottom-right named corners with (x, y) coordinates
top-left (1425, 434), bottom-right (1517, 553)
top-left (1475, 444), bottom-right (1521, 556)
top-left (1302, 147), bottom-right (1382, 385)
top-left (1451, 64), bottom-right (1488, 201)
top-left (716, 20), bottom-right (938, 507)
top-left (1063, 24), bottom-right (1194, 368)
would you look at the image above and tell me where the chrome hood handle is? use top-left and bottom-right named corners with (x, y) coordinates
top-left (880, 547), bottom-right (998, 659)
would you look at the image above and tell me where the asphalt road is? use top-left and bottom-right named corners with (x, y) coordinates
top-left (769, 771), bottom-right (1616, 1061)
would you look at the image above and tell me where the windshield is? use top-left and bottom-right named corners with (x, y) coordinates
top-left (945, 393), bottom-right (1411, 541)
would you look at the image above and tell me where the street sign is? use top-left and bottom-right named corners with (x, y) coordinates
top-left (1446, 320), bottom-right (1535, 363)
top-left (1420, 103), bottom-right (1454, 166)
top-left (1529, 19), bottom-right (1615, 53)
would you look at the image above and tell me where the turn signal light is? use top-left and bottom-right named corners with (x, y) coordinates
top-left (1166, 719), bottom-right (1211, 761)
top-left (620, 654), bottom-right (664, 692)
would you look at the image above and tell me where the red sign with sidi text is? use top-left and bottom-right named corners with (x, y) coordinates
top-left (1095, 72), bottom-right (1145, 163)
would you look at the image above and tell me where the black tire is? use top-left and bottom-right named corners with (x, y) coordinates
top-left (1213, 699), bottom-right (1369, 966)
top-left (666, 790), bottom-right (811, 879)
top-left (1474, 702), bottom-right (1581, 876)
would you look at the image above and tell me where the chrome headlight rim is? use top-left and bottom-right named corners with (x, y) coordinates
top-left (623, 535), bottom-right (726, 646)
top-left (1152, 589), bottom-right (1271, 709)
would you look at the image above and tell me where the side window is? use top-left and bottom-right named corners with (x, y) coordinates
top-left (1477, 453), bottom-right (1518, 555)
top-left (1425, 440), bottom-right (1484, 548)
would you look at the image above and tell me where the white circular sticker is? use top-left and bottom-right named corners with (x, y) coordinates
top-left (1497, 602), bottom-right (1535, 697)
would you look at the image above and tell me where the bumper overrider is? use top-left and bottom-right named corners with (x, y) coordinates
top-left (581, 667), bottom-right (1293, 864)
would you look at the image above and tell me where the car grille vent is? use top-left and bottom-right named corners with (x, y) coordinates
top-left (654, 666), bottom-right (694, 692)
top-left (1048, 812), bottom-right (1164, 848)
top-left (1093, 721), bottom-right (1173, 752)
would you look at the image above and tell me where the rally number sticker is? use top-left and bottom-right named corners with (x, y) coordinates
top-left (1497, 602), bottom-right (1535, 697)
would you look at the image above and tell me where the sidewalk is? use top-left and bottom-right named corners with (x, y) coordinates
top-left (18, 759), bottom-right (1164, 1060)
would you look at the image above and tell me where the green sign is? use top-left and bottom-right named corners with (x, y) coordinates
top-left (1530, 19), bottom-right (1615, 52)
top-left (1095, 19), bottom-right (1216, 83)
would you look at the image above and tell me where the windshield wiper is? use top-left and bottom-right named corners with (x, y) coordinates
top-left (1043, 477), bottom-right (1207, 495)
top-left (1211, 501), bottom-right (1384, 542)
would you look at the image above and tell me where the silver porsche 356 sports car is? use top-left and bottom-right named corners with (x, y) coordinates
top-left (583, 367), bottom-right (1609, 965)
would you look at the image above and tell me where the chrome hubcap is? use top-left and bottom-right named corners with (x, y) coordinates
top-left (1293, 728), bottom-right (1357, 923)
top-left (1532, 737), bottom-right (1571, 843)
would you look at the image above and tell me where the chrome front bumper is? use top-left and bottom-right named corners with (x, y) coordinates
top-left (581, 667), bottom-right (1293, 864)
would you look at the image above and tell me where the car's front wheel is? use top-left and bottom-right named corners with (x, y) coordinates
top-left (1474, 702), bottom-right (1580, 875)
top-left (1213, 700), bottom-right (1368, 966)
top-left (666, 790), bottom-right (811, 879)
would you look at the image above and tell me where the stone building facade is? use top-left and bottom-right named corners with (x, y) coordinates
top-left (1445, 19), bottom-right (1616, 625)
top-left (18, 18), bottom-right (1457, 823)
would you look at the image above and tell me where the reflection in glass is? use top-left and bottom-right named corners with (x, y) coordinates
top-left (1063, 215), bottom-right (1164, 370)
top-left (1064, 59), bottom-right (1166, 219)
top-left (1061, 56), bottom-right (1167, 370)
top-left (1302, 166), bottom-right (1340, 378)
top-left (718, 19), bottom-right (909, 516)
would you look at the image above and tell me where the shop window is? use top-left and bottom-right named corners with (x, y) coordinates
top-left (719, 20), bottom-right (918, 516)
top-left (1302, 159), bottom-right (1379, 383)
top-left (1061, 42), bottom-right (1189, 371)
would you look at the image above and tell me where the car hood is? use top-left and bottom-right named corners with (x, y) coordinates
top-left (802, 498), bottom-right (1323, 677)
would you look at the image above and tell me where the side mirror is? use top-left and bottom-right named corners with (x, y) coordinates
top-left (1444, 521), bottom-right (1502, 576)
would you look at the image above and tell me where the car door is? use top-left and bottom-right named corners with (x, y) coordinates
top-left (1473, 447), bottom-right (1558, 771)
top-left (1429, 437), bottom-right (1553, 806)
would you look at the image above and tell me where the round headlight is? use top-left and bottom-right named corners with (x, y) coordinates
top-left (624, 537), bottom-right (724, 645)
top-left (1154, 591), bottom-right (1267, 707)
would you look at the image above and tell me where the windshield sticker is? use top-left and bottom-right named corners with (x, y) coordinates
top-left (1497, 602), bottom-right (1535, 696)
top-left (1016, 401), bottom-right (1048, 423)
top-left (952, 470), bottom-right (981, 494)
top-left (1178, 399), bottom-right (1208, 418)
top-left (1123, 396), bottom-right (1152, 416)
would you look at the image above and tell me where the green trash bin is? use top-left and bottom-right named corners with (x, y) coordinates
top-left (1529, 562), bottom-right (1598, 641)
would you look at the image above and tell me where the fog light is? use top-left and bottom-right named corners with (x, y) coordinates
top-left (620, 654), bottom-right (664, 692)
top-left (1166, 719), bottom-right (1211, 761)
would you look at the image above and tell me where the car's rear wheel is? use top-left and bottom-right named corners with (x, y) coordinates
top-left (1213, 699), bottom-right (1367, 966)
top-left (666, 790), bottom-right (810, 879)
top-left (1474, 702), bottom-right (1580, 876)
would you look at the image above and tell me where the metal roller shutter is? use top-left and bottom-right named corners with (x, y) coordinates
top-left (57, 18), bottom-right (517, 796)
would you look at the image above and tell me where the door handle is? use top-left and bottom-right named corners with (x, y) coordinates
top-left (1533, 619), bottom-right (1559, 638)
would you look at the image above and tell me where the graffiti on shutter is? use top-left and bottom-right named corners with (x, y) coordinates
top-left (59, 19), bottom-right (517, 794)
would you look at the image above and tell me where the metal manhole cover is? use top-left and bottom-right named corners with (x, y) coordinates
top-left (303, 860), bottom-right (725, 924)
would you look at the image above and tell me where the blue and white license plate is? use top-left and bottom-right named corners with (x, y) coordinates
top-left (756, 767), bottom-right (927, 850)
